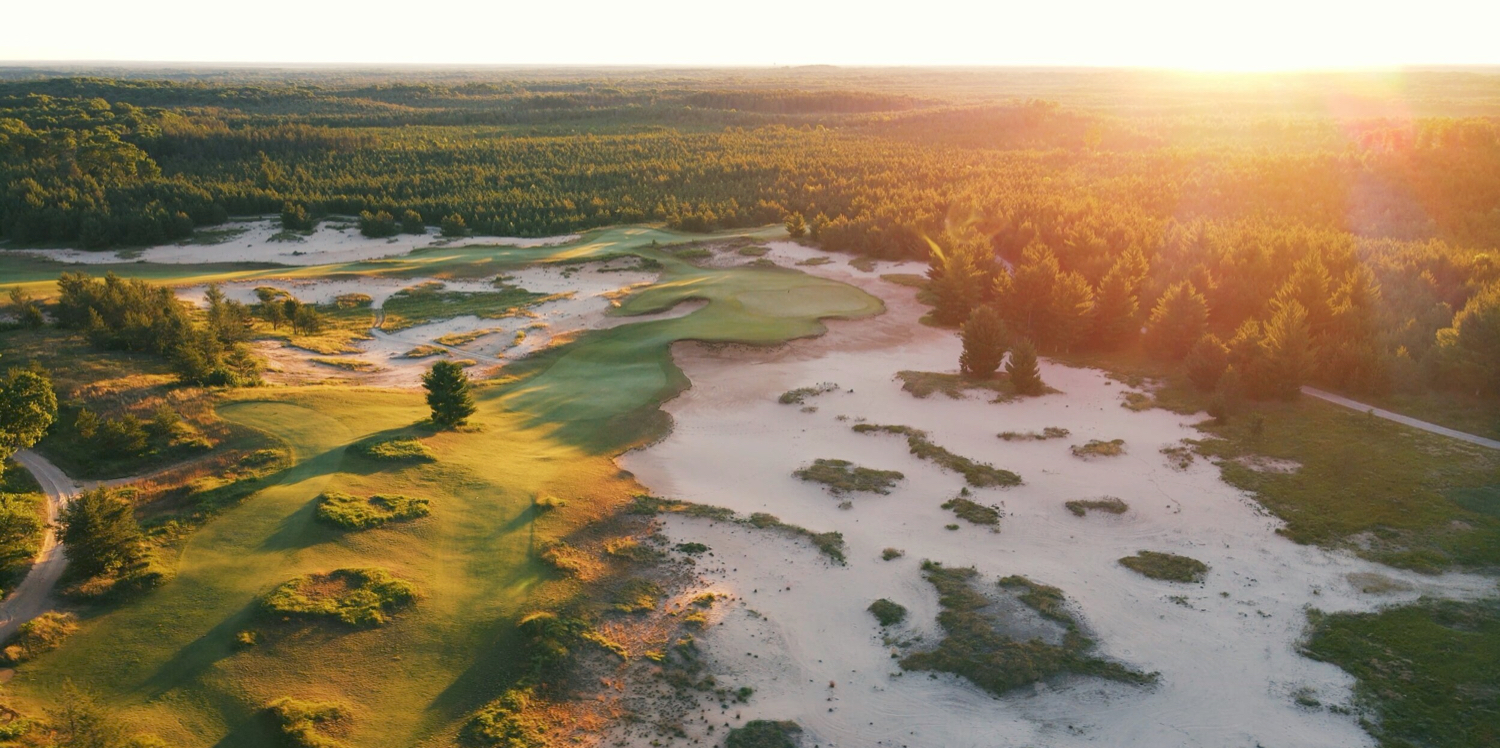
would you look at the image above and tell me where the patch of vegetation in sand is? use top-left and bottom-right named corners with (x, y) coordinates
top-left (868, 599), bottom-right (908, 627)
top-left (379, 281), bottom-right (558, 331)
top-left (879, 273), bottom-right (927, 289)
top-left (1, 612), bottom-right (79, 665)
top-left (611, 578), bottom-right (663, 613)
top-left (311, 356), bottom-right (379, 372)
top-left (314, 491), bottom-right (431, 530)
top-left (626, 495), bottom-right (847, 564)
top-left (794, 458), bottom-right (904, 495)
top-left (881, 547), bottom-right (905, 560)
top-left (1302, 599), bottom-right (1500, 748)
top-left (998, 426), bottom-right (1070, 441)
top-left (261, 568), bottom-right (418, 627)
top-left (735, 246), bottom-right (770, 257)
top-left (1121, 391), bottom-right (1155, 411)
top-left (725, 719), bottom-right (803, 748)
top-left (778, 382), bottom-right (839, 405)
top-left (1065, 497), bottom-right (1129, 517)
top-left (1161, 444), bottom-right (1195, 470)
top-left (400, 345), bottom-right (447, 359)
top-left (1118, 551), bottom-right (1209, 583)
top-left (852, 424), bottom-right (1021, 487)
top-left (434, 328), bottom-right (504, 347)
top-left (942, 496), bottom-right (1001, 526)
top-left (354, 437), bottom-right (435, 462)
top-left (266, 697), bottom-right (351, 748)
top-left (1071, 439), bottom-right (1126, 458)
top-left (900, 563), bottom-right (1155, 695)
top-left (849, 256), bottom-right (879, 272)
top-left (796, 256), bottom-right (832, 266)
top-left (896, 370), bottom-right (1024, 402)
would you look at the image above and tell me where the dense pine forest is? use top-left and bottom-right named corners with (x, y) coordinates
top-left (3, 68), bottom-right (1500, 399)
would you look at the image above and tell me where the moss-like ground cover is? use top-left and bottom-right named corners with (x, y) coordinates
top-left (1118, 551), bottom-right (1209, 583)
top-left (794, 458), bottom-right (905, 495)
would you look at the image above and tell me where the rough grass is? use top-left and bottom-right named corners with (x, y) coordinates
top-left (1, 612), bottom-right (79, 665)
top-left (1065, 497), bottom-right (1129, 517)
top-left (314, 491), bottom-right (431, 530)
top-left (266, 697), bottom-right (350, 748)
top-left (896, 370), bottom-right (1021, 401)
top-left (610, 578), bottom-right (662, 613)
top-left (1118, 551), bottom-right (1209, 583)
top-left (879, 273), bottom-right (927, 289)
top-left (355, 437), bottom-right (435, 462)
top-left (1302, 599), bottom-right (1500, 748)
top-left (998, 427), bottom-right (1070, 441)
top-left (852, 424), bottom-right (1021, 487)
top-left (881, 547), bottom-right (904, 561)
top-left (378, 282), bottom-right (557, 331)
top-left (900, 563), bottom-right (1155, 695)
top-left (942, 497), bottom-right (1001, 526)
top-left (400, 345), bottom-right (447, 359)
top-left (311, 357), bottom-right (379, 372)
top-left (262, 568), bottom-right (418, 627)
top-left (434, 328), bottom-right (503, 347)
top-left (725, 720), bottom-right (802, 748)
top-left (778, 382), bottom-right (838, 405)
top-left (868, 599), bottom-right (908, 627)
top-left (1071, 439), bottom-right (1126, 458)
top-left (794, 458), bottom-right (904, 495)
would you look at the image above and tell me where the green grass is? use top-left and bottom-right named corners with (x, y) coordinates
top-left (1118, 551), bottom-right (1209, 583)
top-left (311, 357), bottom-right (379, 372)
top-left (942, 497), bottom-right (1001, 526)
top-left (1, 612), bottom-right (79, 665)
top-left (998, 427), bottom-right (1070, 441)
top-left (900, 563), bottom-right (1154, 695)
top-left (1302, 599), bottom-right (1500, 748)
top-left (354, 437), bottom-right (435, 462)
top-left (1071, 439), bottom-right (1126, 458)
top-left (610, 578), bottom-right (662, 613)
top-left (1064, 497), bottom-right (1129, 517)
top-left (794, 458), bottom-right (904, 495)
top-left (265, 697), bottom-right (350, 748)
top-left (868, 599), bottom-right (908, 627)
top-left (261, 568), bottom-right (419, 627)
top-left (725, 720), bottom-right (802, 748)
top-left (314, 492), bottom-right (431, 530)
top-left (852, 424), bottom-right (1022, 487)
top-left (400, 345), bottom-right (447, 359)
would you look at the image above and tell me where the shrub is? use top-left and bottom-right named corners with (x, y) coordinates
top-left (942, 497), bottom-right (1001, 526)
top-left (1, 611), bottom-right (78, 664)
top-left (262, 568), bottom-right (418, 627)
top-left (794, 458), bottom-right (903, 494)
top-left (998, 426), bottom-right (1069, 441)
top-left (612, 579), bottom-right (662, 613)
top-left (778, 382), bottom-right (838, 405)
top-left (358, 210), bottom-right (398, 238)
top-left (399, 209), bottom-right (426, 235)
top-left (1118, 551), bottom-right (1209, 583)
top-left (1185, 334), bottom-right (1230, 391)
top-left (853, 424), bottom-right (1021, 487)
top-left (725, 720), bottom-right (802, 748)
top-left (674, 542), bottom-right (709, 555)
top-left (266, 697), bottom-right (349, 748)
top-left (355, 438), bottom-right (435, 462)
top-left (881, 547), bottom-right (904, 560)
top-left (1071, 439), bottom-right (1125, 458)
top-left (314, 492), bottom-right (430, 530)
top-left (868, 599), bottom-right (908, 626)
top-left (440, 213), bottom-right (469, 237)
top-left (1064, 497), bottom-right (1129, 517)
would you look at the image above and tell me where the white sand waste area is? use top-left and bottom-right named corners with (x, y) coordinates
top-left (614, 244), bottom-right (1497, 748)
top-left (11, 217), bottom-right (577, 266)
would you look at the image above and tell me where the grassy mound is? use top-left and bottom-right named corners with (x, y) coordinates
top-left (998, 427), bottom-right (1070, 441)
top-left (1065, 497), bottom-right (1129, 517)
top-left (1118, 551), bottom-right (1209, 583)
top-left (262, 568), bottom-right (418, 627)
top-left (1, 612), bottom-right (79, 665)
top-left (852, 424), bottom-right (1021, 487)
top-left (778, 382), bottom-right (838, 405)
top-left (794, 458), bottom-right (904, 495)
top-left (1301, 599), bottom-right (1500, 748)
top-left (355, 437), bottom-right (435, 462)
top-left (868, 599), bottom-right (908, 627)
top-left (725, 720), bottom-right (802, 748)
top-left (266, 697), bottom-right (350, 748)
top-left (1071, 439), bottom-right (1126, 458)
top-left (900, 563), bottom-right (1154, 696)
top-left (942, 497), bottom-right (1001, 526)
top-left (314, 492), bottom-right (431, 530)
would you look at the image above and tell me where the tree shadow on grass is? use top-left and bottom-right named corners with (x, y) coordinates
top-left (140, 598), bottom-right (263, 699)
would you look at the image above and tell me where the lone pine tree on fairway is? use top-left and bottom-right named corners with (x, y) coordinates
top-left (423, 360), bottom-right (476, 428)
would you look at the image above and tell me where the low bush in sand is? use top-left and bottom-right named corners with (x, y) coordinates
top-left (1, 612), bottom-right (79, 665)
top-left (266, 697), bottom-right (350, 748)
top-left (401, 345), bottom-right (447, 359)
top-left (881, 547), bottom-right (904, 561)
top-left (736, 245), bottom-right (770, 256)
top-left (899, 562), bottom-right (1155, 696)
top-left (868, 599), bottom-right (908, 627)
top-left (1064, 497), bottom-right (1129, 517)
top-left (725, 720), bottom-right (803, 748)
top-left (778, 382), bottom-right (838, 405)
top-left (853, 424), bottom-right (1021, 487)
top-left (998, 427), bottom-right (1070, 441)
top-left (879, 273), bottom-right (927, 289)
top-left (1121, 391), bottom-right (1155, 411)
top-left (942, 497), bottom-right (1001, 526)
top-left (355, 437), bottom-right (435, 462)
top-left (794, 458), bottom-right (904, 495)
top-left (675, 542), bottom-right (709, 555)
top-left (1119, 551), bottom-right (1209, 583)
top-left (315, 491), bottom-right (430, 530)
top-left (1071, 439), bottom-right (1126, 458)
top-left (262, 568), bottom-right (418, 627)
top-left (895, 370), bottom-right (1019, 401)
top-left (796, 256), bottom-right (832, 266)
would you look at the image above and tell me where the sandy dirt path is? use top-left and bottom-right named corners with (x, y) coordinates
top-left (1302, 386), bottom-right (1500, 450)
top-left (0, 450), bottom-right (92, 641)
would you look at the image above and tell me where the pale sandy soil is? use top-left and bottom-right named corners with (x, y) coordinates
top-left (613, 242), bottom-right (1498, 748)
top-left (9, 217), bottom-right (578, 266)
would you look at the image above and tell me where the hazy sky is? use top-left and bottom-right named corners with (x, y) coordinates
top-left (6, 0), bottom-right (1498, 69)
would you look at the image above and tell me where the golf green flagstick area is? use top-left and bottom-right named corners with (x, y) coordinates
top-left (0, 226), bottom-right (882, 746)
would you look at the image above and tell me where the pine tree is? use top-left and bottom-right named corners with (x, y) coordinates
top-left (280, 202), bottom-right (313, 232)
top-left (1000, 242), bottom-right (1060, 341)
top-left (1184, 334), bottom-right (1229, 392)
top-left (1144, 281), bottom-right (1209, 360)
top-left (959, 306), bottom-right (1008, 379)
top-left (1324, 266), bottom-right (1386, 392)
top-left (784, 212), bottom-right (807, 238)
top-left (424, 360), bottom-right (476, 428)
top-left (440, 213), bottom-right (469, 237)
top-left (400, 209), bottom-right (426, 235)
top-left (930, 252), bottom-right (984, 326)
top-left (1050, 271), bottom-right (1095, 352)
top-left (60, 488), bottom-right (143, 580)
top-left (1006, 338), bottom-right (1044, 395)
top-left (1092, 260), bottom-right (1140, 349)
top-left (1261, 299), bottom-right (1314, 399)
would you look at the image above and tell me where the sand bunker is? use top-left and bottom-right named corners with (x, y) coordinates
top-left (614, 249), bottom-right (1497, 748)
